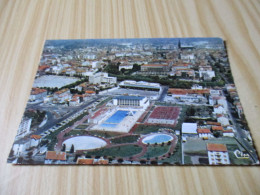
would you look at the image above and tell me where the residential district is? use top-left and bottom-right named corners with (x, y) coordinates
top-left (8, 38), bottom-right (259, 165)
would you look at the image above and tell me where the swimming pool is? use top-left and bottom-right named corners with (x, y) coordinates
top-left (142, 134), bottom-right (173, 144)
top-left (101, 110), bottom-right (136, 128)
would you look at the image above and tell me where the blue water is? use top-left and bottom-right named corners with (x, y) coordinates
top-left (101, 110), bottom-right (136, 128)
top-left (105, 110), bottom-right (129, 123)
top-left (143, 134), bottom-right (172, 144)
top-left (101, 123), bottom-right (117, 128)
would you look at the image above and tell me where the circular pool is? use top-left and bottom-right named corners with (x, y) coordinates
top-left (62, 136), bottom-right (107, 151)
top-left (142, 133), bottom-right (173, 144)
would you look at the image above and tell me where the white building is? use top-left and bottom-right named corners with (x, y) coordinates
top-left (213, 105), bottom-right (227, 115)
top-left (207, 143), bottom-right (230, 165)
top-left (29, 88), bottom-right (47, 101)
top-left (182, 123), bottom-right (197, 134)
top-left (199, 70), bottom-right (215, 80)
top-left (113, 96), bottom-right (149, 109)
top-left (217, 116), bottom-right (230, 126)
top-left (16, 118), bottom-right (32, 140)
top-left (89, 72), bottom-right (117, 85)
top-left (197, 128), bottom-right (213, 138)
top-left (53, 88), bottom-right (71, 103)
top-left (119, 80), bottom-right (161, 91)
top-left (119, 64), bottom-right (133, 71)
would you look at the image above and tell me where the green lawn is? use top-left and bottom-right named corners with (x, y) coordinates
top-left (184, 156), bottom-right (192, 164)
top-left (75, 124), bottom-right (89, 129)
top-left (86, 144), bottom-right (142, 158)
top-left (64, 130), bottom-right (87, 137)
top-left (159, 138), bottom-right (182, 165)
top-left (87, 131), bottom-right (122, 138)
top-left (142, 145), bottom-right (171, 158)
top-left (228, 151), bottom-right (252, 165)
top-left (110, 135), bottom-right (140, 144)
top-left (133, 125), bottom-right (163, 135)
top-left (183, 137), bottom-right (238, 156)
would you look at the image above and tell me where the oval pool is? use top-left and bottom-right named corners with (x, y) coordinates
top-left (142, 134), bottom-right (173, 144)
top-left (62, 136), bottom-right (107, 151)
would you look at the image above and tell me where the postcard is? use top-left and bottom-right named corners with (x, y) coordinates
top-left (7, 38), bottom-right (259, 165)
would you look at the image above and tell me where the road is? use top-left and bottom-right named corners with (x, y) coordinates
top-left (226, 100), bottom-right (259, 163)
top-left (31, 95), bottom-right (104, 135)
top-left (157, 86), bottom-right (169, 102)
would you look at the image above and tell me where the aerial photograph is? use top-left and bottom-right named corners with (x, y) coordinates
top-left (7, 37), bottom-right (259, 165)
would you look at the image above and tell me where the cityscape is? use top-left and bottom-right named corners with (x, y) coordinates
top-left (8, 37), bottom-right (259, 165)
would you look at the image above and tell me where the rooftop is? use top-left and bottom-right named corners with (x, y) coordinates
top-left (149, 106), bottom-right (180, 120)
top-left (207, 143), bottom-right (227, 152)
top-left (114, 95), bottom-right (145, 100)
top-left (45, 151), bottom-right (66, 161)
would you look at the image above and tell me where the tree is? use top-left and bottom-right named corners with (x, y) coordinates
top-left (213, 131), bottom-right (221, 138)
top-left (70, 144), bottom-right (75, 153)
top-left (61, 144), bottom-right (66, 152)
top-left (118, 158), bottom-right (124, 163)
top-left (132, 64), bottom-right (141, 72)
top-left (121, 68), bottom-right (126, 74)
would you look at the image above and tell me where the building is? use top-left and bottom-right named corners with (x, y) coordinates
top-left (45, 151), bottom-right (67, 164)
top-left (53, 88), bottom-right (71, 103)
top-left (223, 129), bottom-right (235, 137)
top-left (217, 116), bottom-right (230, 126)
top-left (16, 117), bottom-right (32, 140)
top-left (213, 105), bottom-right (227, 115)
top-left (119, 80), bottom-right (161, 91)
top-left (30, 88), bottom-right (47, 101)
top-left (89, 72), bottom-right (117, 85)
top-left (113, 96), bottom-right (149, 109)
top-left (30, 135), bottom-right (42, 147)
top-left (119, 63), bottom-right (133, 71)
top-left (147, 106), bottom-right (180, 125)
top-left (197, 128), bottom-right (213, 139)
top-left (168, 88), bottom-right (209, 103)
top-left (141, 64), bottom-right (170, 72)
top-left (76, 157), bottom-right (109, 165)
top-left (199, 70), bottom-right (215, 81)
top-left (182, 123), bottom-right (197, 134)
top-left (207, 143), bottom-right (230, 165)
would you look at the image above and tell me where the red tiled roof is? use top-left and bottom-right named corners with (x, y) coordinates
top-left (212, 126), bottom-right (224, 131)
top-left (149, 106), bottom-right (180, 120)
top-left (207, 121), bottom-right (221, 126)
top-left (142, 64), bottom-right (168, 67)
top-left (38, 65), bottom-right (50, 71)
top-left (197, 128), bottom-right (211, 134)
top-left (31, 88), bottom-right (47, 95)
top-left (45, 151), bottom-right (66, 161)
top-left (55, 88), bottom-right (69, 95)
top-left (85, 90), bottom-right (96, 94)
top-left (207, 143), bottom-right (227, 152)
top-left (30, 135), bottom-right (41, 140)
top-left (223, 130), bottom-right (233, 133)
top-left (95, 159), bottom-right (109, 165)
top-left (168, 88), bottom-right (210, 95)
top-left (77, 158), bottom-right (94, 165)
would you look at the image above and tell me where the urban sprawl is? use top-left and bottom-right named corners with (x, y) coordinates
top-left (8, 38), bottom-right (259, 165)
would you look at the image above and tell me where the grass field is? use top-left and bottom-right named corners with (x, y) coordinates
top-left (64, 130), bottom-right (87, 137)
top-left (134, 125), bottom-right (164, 135)
top-left (183, 137), bottom-right (238, 156)
top-left (86, 144), bottom-right (142, 158)
top-left (87, 130), bottom-right (122, 138)
top-left (75, 125), bottom-right (89, 129)
top-left (142, 145), bottom-right (171, 159)
top-left (159, 138), bottom-right (182, 164)
top-left (110, 135), bottom-right (140, 144)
